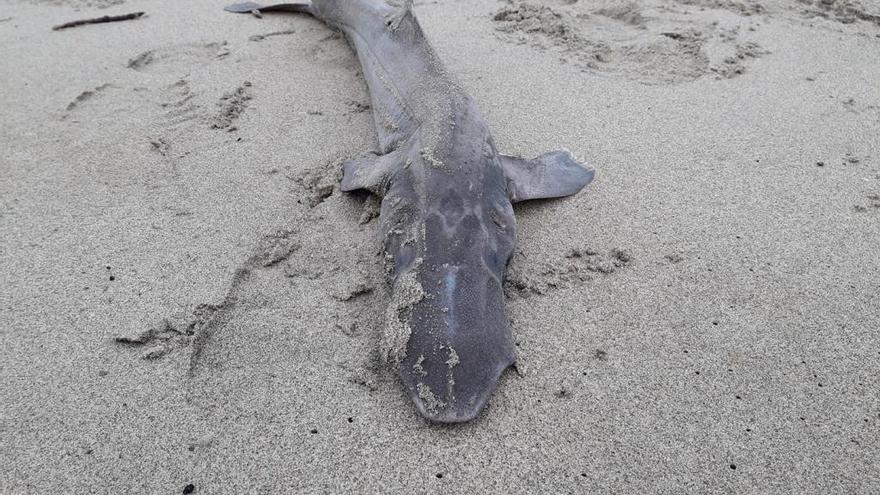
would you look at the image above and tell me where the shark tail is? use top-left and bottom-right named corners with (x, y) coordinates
top-left (224, 2), bottom-right (314, 16)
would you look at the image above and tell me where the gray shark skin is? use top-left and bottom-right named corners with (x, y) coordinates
top-left (226, 0), bottom-right (595, 423)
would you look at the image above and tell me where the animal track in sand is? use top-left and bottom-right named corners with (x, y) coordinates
top-left (504, 247), bottom-right (634, 297)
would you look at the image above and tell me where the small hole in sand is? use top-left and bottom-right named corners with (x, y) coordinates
top-left (109, 276), bottom-right (115, 281)
top-left (730, 464), bottom-right (737, 470)
top-left (435, 473), bottom-right (443, 479)
top-left (347, 417), bottom-right (354, 423)
top-left (183, 484), bottom-right (195, 494)
top-left (310, 429), bottom-right (318, 434)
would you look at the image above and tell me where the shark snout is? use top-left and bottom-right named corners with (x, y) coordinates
top-left (398, 262), bottom-right (515, 423)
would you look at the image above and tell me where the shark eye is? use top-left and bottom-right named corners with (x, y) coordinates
top-left (489, 206), bottom-right (512, 232)
top-left (491, 211), bottom-right (505, 229)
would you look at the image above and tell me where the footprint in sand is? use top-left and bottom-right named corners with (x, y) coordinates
top-left (854, 194), bottom-right (880, 212)
top-left (114, 165), bottom-right (389, 417)
top-left (491, 1), bottom-right (770, 84)
top-left (209, 82), bottom-right (253, 130)
top-left (63, 83), bottom-right (112, 114)
top-left (126, 41), bottom-right (230, 72)
top-left (156, 79), bottom-right (201, 127)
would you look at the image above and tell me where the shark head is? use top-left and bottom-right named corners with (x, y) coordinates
top-left (386, 157), bottom-right (518, 423)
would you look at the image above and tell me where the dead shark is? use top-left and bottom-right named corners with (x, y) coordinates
top-left (225, 0), bottom-right (595, 422)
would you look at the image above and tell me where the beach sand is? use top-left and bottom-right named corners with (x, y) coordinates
top-left (2, 0), bottom-right (879, 492)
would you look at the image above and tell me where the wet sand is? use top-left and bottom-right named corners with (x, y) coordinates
top-left (2, 0), bottom-right (879, 492)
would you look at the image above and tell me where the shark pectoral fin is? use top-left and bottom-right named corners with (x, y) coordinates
top-left (500, 150), bottom-right (595, 203)
top-left (224, 2), bottom-right (312, 14)
top-left (340, 151), bottom-right (400, 196)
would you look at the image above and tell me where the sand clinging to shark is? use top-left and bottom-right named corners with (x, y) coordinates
top-left (225, 0), bottom-right (594, 422)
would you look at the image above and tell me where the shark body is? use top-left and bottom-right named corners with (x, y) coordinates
top-left (226, 0), bottom-right (595, 422)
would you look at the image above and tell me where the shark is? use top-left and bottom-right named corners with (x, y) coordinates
top-left (225, 0), bottom-right (595, 422)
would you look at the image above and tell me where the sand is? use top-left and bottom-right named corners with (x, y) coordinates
top-left (2, 0), bottom-right (879, 492)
